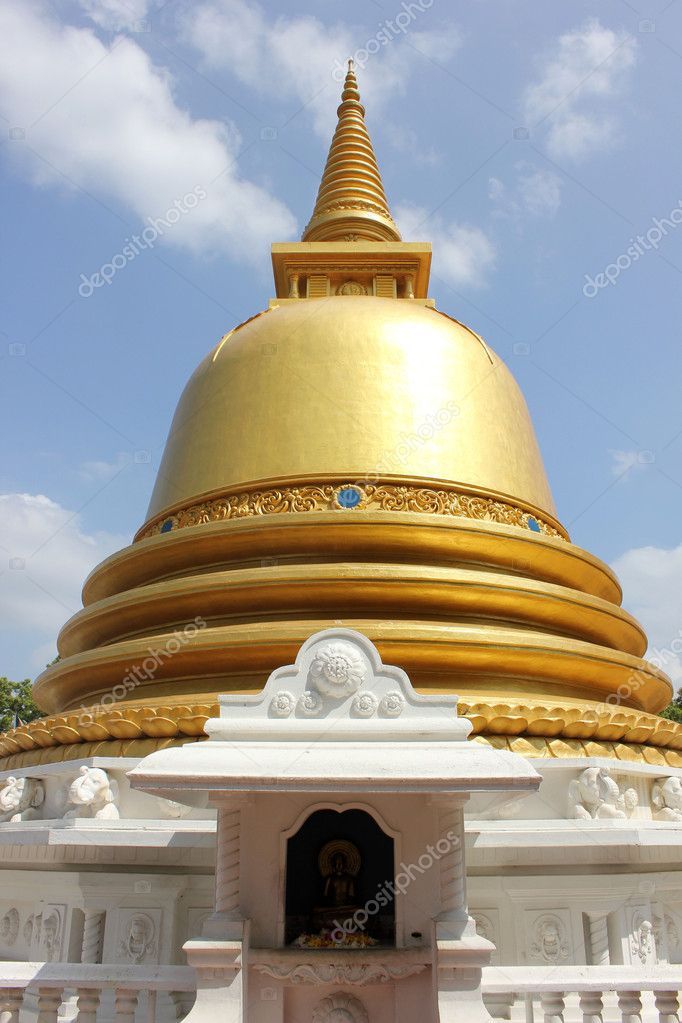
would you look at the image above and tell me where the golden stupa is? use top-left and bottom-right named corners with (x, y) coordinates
top-left (4, 63), bottom-right (680, 771)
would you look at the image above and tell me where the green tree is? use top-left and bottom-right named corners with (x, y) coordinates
top-left (0, 678), bottom-right (43, 733)
top-left (660, 702), bottom-right (682, 723)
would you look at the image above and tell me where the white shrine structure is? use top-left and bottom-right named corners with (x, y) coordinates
top-left (129, 628), bottom-right (540, 1023)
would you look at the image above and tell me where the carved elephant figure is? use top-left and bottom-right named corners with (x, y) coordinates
top-left (64, 766), bottom-right (119, 820)
top-left (0, 776), bottom-right (44, 822)
top-left (652, 776), bottom-right (682, 821)
top-left (568, 766), bottom-right (636, 820)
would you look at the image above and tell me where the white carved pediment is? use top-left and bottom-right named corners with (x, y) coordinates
top-left (129, 629), bottom-right (541, 796)
top-left (206, 628), bottom-right (470, 743)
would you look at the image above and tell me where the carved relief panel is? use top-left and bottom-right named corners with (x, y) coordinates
top-left (38, 904), bottom-right (66, 962)
top-left (628, 909), bottom-right (657, 966)
top-left (524, 909), bottom-right (572, 964)
top-left (115, 907), bottom-right (162, 964)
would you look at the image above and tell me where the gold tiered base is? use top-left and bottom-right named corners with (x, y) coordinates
top-left (3, 504), bottom-right (675, 770)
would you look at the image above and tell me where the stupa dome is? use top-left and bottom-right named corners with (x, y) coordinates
top-left (144, 297), bottom-right (557, 530)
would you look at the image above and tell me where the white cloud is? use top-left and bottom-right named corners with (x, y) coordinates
top-left (0, 1), bottom-right (296, 261)
top-left (77, 452), bottom-right (132, 482)
top-left (395, 203), bottom-right (496, 288)
top-left (78, 0), bottom-right (150, 31)
top-left (0, 493), bottom-right (127, 677)
top-left (609, 449), bottom-right (655, 479)
top-left (408, 28), bottom-right (462, 62)
top-left (613, 544), bottom-right (682, 688)
top-left (488, 177), bottom-right (505, 204)
top-left (518, 167), bottom-right (562, 217)
top-left (489, 165), bottom-right (562, 220)
top-left (384, 124), bottom-right (441, 167)
top-left (524, 19), bottom-right (637, 161)
top-left (184, 0), bottom-right (460, 141)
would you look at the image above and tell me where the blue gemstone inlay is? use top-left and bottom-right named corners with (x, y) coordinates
top-left (336, 486), bottom-right (363, 509)
top-left (527, 516), bottom-right (541, 533)
top-left (160, 519), bottom-right (173, 533)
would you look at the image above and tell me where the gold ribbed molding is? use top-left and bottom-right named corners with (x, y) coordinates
top-left (32, 509), bottom-right (668, 718)
top-left (137, 479), bottom-right (567, 542)
top-left (458, 701), bottom-right (682, 750)
top-left (302, 61), bottom-right (400, 242)
top-left (2, 700), bottom-right (681, 771)
top-left (474, 735), bottom-right (682, 769)
top-left (0, 702), bottom-right (216, 760)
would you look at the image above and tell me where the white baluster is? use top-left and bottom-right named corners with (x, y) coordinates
top-left (115, 988), bottom-right (139, 1023)
top-left (580, 991), bottom-right (604, 1023)
top-left (36, 987), bottom-right (62, 1023)
top-left (76, 988), bottom-right (100, 1023)
top-left (618, 991), bottom-right (643, 1023)
top-left (146, 989), bottom-right (157, 1023)
top-left (655, 991), bottom-right (681, 1023)
top-left (540, 992), bottom-right (565, 1023)
top-left (0, 989), bottom-right (23, 1023)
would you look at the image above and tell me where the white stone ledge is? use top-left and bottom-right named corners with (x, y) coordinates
top-left (0, 757), bottom-right (142, 783)
top-left (481, 964), bottom-right (682, 992)
top-left (129, 739), bottom-right (540, 796)
top-left (0, 962), bottom-right (195, 990)
top-left (249, 947), bottom-right (430, 965)
top-left (0, 819), bottom-right (215, 848)
top-left (533, 758), bottom-right (682, 780)
top-left (469, 820), bottom-right (682, 844)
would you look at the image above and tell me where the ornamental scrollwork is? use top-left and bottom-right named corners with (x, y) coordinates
top-left (270, 691), bottom-right (295, 718)
top-left (352, 692), bottom-right (378, 717)
top-left (297, 691), bottom-right (323, 717)
top-left (379, 691), bottom-right (404, 717)
top-left (317, 198), bottom-right (395, 218)
top-left (254, 962), bottom-right (426, 985)
top-left (138, 482), bottom-right (565, 541)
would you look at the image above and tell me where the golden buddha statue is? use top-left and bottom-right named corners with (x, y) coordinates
top-left (313, 840), bottom-right (362, 932)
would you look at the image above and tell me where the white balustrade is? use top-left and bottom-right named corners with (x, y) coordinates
top-left (482, 966), bottom-right (682, 1023)
top-left (0, 959), bottom-right (679, 1022)
top-left (0, 964), bottom-right (194, 1023)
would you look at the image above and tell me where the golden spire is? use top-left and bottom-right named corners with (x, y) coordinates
top-left (302, 60), bottom-right (401, 242)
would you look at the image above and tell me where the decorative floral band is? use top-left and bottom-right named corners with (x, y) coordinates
top-left (137, 482), bottom-right (567, 541)
top-left (2, 698), bottom-right (681, 768)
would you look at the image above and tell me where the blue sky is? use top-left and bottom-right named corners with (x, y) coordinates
top-left (2, 0), bottom-right (682, 690)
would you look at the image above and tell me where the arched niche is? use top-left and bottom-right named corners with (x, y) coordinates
top-left (283, 806), bottom-right (396, 948)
